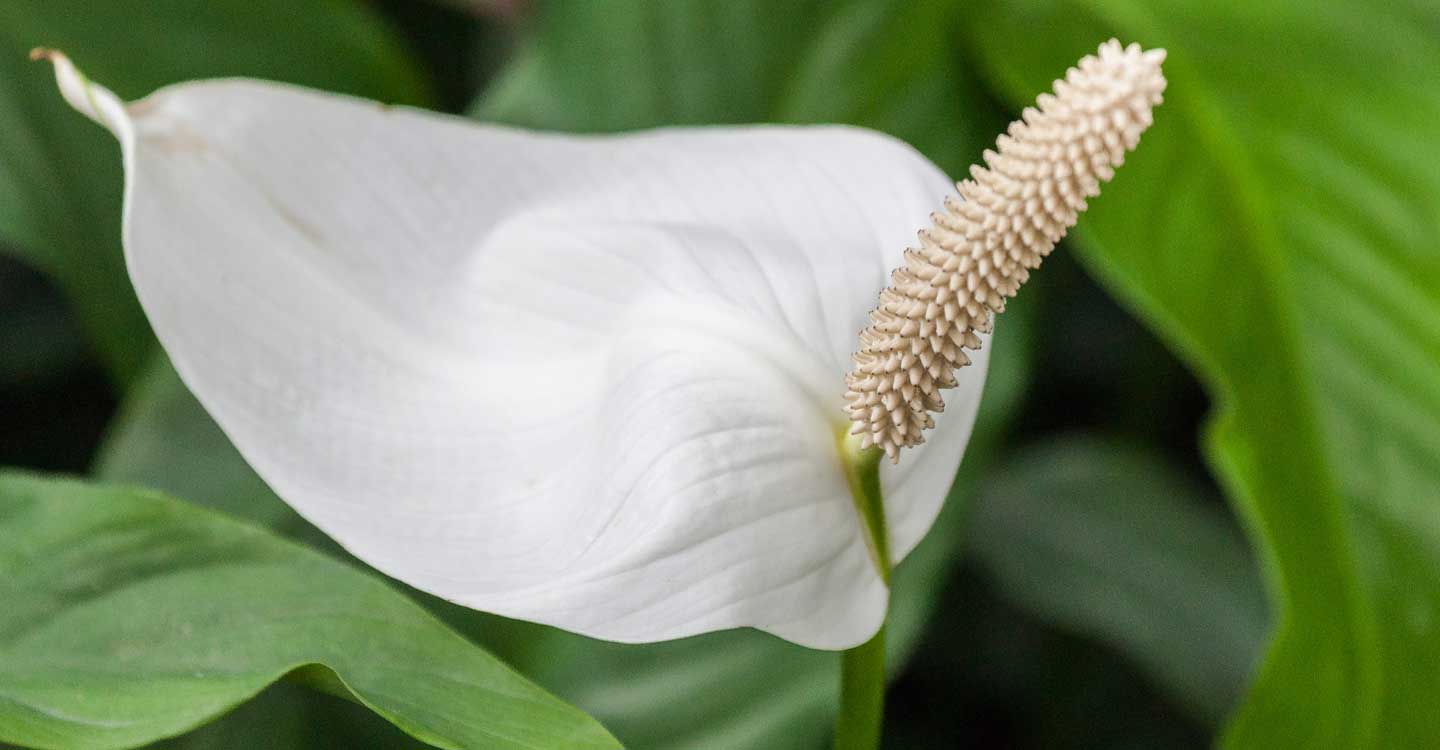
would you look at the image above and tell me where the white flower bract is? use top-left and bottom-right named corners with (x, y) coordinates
top-left (41, 52), bottom-right (987, 649)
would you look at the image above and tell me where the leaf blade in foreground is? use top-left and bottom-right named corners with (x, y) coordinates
top-left (966, 2), bottom-right (1440, 745)
top-left (0, 472), bottom-right (620, 750)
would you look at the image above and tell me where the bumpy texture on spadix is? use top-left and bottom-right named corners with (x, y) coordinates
top-left (846, 40), bottom-right (1166, 460)
top-left (39, 51), bottom-right (989, 650)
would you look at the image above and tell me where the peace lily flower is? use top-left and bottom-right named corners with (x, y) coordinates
top-left (37, 41), bottom-right (1164, 651)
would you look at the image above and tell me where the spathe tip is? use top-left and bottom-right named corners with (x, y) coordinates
top-left (31, 48), bottom-right (132, 142)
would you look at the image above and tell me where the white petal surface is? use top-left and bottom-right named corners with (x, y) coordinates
top-left (51, 58), bottom-right (988, 649)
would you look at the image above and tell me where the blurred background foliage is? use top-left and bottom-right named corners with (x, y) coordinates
top-left (1, 0), bottom-right (1436, 748)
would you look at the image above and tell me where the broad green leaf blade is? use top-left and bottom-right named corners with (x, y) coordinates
top-left (475, 0), bottom-right (996, 175)
top-left (0, 472), bottom-right (620, 750)
top-left (967, 436), bottom-right (1266, 725)
top-left (0, 1), bottom-right (429, 384)
top-left (477, 1), bottom-right (819, 130)
top-left (771, 0), bottom-right (999, 176)
top-left (965, 2), bottom-right (1440, 746)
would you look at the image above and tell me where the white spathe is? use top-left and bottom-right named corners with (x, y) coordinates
top-left (46, 54), bottom-right (988, 650)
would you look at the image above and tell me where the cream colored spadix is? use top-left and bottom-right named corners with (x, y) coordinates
top-left (38, 49), bottom-right (986, 649)
top-left (846, 40), bottom-right (1167, 460)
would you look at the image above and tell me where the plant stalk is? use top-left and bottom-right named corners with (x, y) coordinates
top-left (836, 626), bottom-right (887, 750)
top-left (835, 436), bottom-right (890, 750)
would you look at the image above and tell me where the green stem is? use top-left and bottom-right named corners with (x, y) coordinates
top-left (837, 626), bottom-right (887, 750)
top-left (835, 435), bottom-right (890, 750)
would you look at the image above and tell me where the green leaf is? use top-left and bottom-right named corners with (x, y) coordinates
top-left (0, 1), bottom-right (430, 384)
top-left (93, 361), bottom-right (564, 746)
top-left (475, 0), bottom-right (998, 174)
top-left (0, 472), bottom-right (620, 750)
top-left (146, 682), bottom-right (420, 750)
top-left (770, 0), bottom-right (999, 176)
top-left (964, 2), bottom-right (1440, 746)
top-left (967, 435), bottom-right (1267, 725)
top-left (0, 256), bottom-right (90, 386)
top-left (477, 1), bottom-right (820, 130)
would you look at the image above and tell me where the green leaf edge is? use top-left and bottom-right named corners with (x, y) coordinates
top-left (0, 470), bottom-right (623, 750)
top-left (965, 1), bottom-right (1385, 744)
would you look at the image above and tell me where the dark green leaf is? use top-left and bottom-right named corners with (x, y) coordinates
top-left (771, 0), bottom-right (999, 176)
top-left (968, 435), bottom-right (1267, 725)
top-left (476, 0), bottom-right (997, 174)
top-left (0, 1), bottom-right (430, 383)
top-left (964, 2), bottom-right (1440, 746)
top-left (144, 682), bottom-right (420, 750)
top-left (0, 255), bottom-right (89, 386)
top-left (0, 472), bottom-right (620, 750)
top-left (478, 1), bottom-right (821, 130)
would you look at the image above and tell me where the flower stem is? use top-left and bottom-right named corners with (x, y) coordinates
top-left (835, 436), bottom-right (890, 750)
top-left (836, 625), bottom-right (887, 750)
